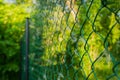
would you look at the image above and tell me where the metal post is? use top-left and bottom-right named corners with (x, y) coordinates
top-left (25, 18), bottom-right (29, 80)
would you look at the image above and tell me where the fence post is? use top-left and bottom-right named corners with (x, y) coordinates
top-left (25, 18), bottom-right (29, 80)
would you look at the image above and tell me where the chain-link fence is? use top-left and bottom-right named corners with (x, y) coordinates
top-left (21, 0), bottom-right (120, 80)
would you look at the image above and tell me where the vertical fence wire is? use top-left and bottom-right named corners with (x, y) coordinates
top-left (25, 18), bottom-right (29, 80)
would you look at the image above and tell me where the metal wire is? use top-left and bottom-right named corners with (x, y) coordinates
top-left (21, 0), bottom-right (120, 80)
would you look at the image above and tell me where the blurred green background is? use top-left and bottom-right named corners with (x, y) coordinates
top-left (0, 0), bottom-right (120, 80)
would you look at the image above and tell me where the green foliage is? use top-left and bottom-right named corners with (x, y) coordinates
top-left (22, 0), bottom-right (120, 80)
top-left (0, 2), bottom-right (29, 80)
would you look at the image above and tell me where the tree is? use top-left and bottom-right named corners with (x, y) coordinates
top-left (0, 1), bottom-right (29, 80)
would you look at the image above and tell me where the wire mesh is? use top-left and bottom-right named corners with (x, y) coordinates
top-left (21, 0), bottom-right (120, 80)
